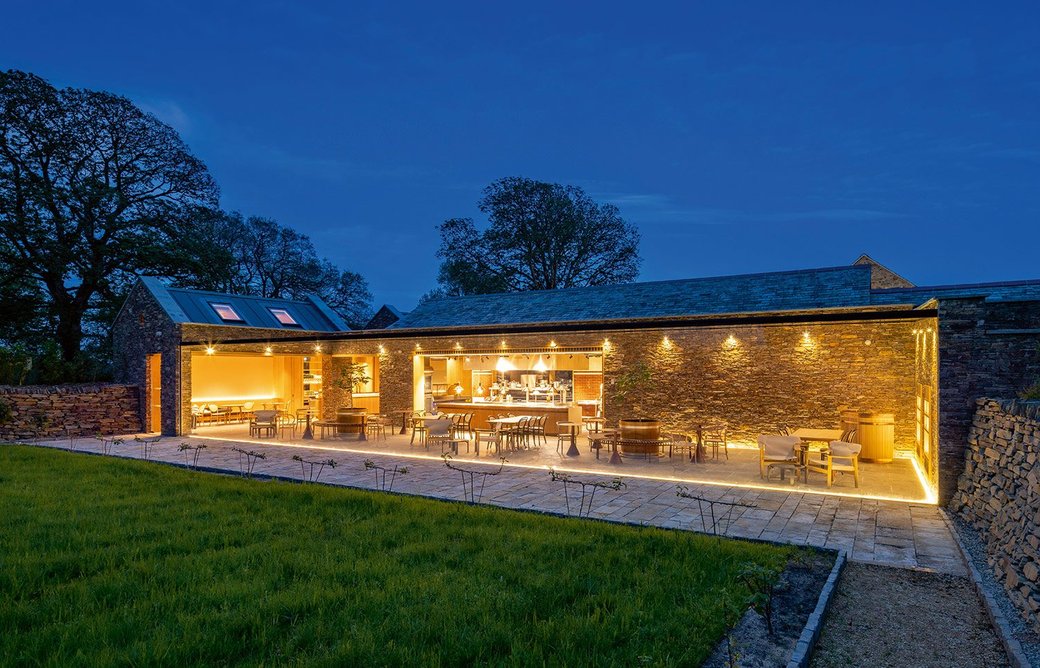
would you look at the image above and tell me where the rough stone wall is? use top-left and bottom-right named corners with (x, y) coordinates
top-left (937, 297), bottom-right (1040, 503)
top-left (111, 282), bottom-right (181, 434)
top-left (951, 398), bottom-right (1040, 634)
top-left (199, 319), bottom-right (927, 451)
top-left (601, 319), bottom-right (924, 447)
top-left (0, 384), bottom-right (141, 439)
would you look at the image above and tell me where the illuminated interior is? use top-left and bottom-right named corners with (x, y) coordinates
top-left (416, 348), bottom-right (603, 413)
top-left (190, 353), bottom-right (325, 420)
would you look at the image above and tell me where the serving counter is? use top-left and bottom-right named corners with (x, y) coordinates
top-left (434, 401), bottom-right (583, 436)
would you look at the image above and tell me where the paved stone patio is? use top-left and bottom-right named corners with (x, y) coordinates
top-left (197, 423), bottom-right (931, 502)
top-left (29, 432), bottom-right (965, 575)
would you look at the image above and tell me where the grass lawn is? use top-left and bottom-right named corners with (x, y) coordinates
top-left (0, 445), bottom-right (792, 666)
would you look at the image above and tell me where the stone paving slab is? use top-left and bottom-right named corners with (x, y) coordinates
top-left (19, 434), bottom-right (966, 576)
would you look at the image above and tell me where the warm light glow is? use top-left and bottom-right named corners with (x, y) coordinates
top-left (802, 331), bottom-right (811, 342)
top-left (454, 342), bottom-right (462, 350)
top-left (533, 356), bottom-right (549, 372)
top-left (906, 451), bottom-right (938, 504)
top-left (313, 344), bottom-right (322, 353)
top-left (495, 356), bottom-right (513, 372)
top-left (378, 345), bottom-right (386, 354)
top-left (724, 335), bottom-right (738, 348)
top-left (205, 346), bottom-right (216, 355)
top-left (192, 435), bottom-right (935, 504)
top-left (263, 346), bottom-right (273, 356)
top-left (549, 340), bottom-right (557, 348)
top-left (500, 340), bottom-right (507, 348)
top-left (192, 394), bottom-right (276, 403)
top-left (661, 336), bottom-right (673, 349)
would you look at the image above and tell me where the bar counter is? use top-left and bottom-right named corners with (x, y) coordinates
top-left (435, 401), bottom-right (583, 435)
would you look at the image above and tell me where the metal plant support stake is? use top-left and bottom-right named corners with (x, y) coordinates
top-left (134, 435), bottom-right (162, 460)
top-left (292, 455), bottom-right (337, 483)
top-left (178, 442), bottom-right (207, 469)
top-left (364, 459), bottom-right (408, 491)
top-left (442, 454), bottom-right (507, 504)
top-left (95, 435), bottom-right (124, 455)
top-left (675, 485), bottom-right (755, 537)
top-left (549, 468), bottom-right (626, 518)
top-left (66, 426), bottom-right (75, 451)
top-left (231, 447), bottom-right (267, 478)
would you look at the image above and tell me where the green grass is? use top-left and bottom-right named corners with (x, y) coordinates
top-left (0, 445), bottom-right (791, 666)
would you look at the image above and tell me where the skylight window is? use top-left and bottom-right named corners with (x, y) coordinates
top-left (210, 303), bottom-right (243, 322)
top-left (269, 308), bottom-right (300, 327)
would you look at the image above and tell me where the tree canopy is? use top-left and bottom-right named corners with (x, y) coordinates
top-left (433, 177), bottom-right (640, 298)
top-left (0, 70), bottom-right (371, 379)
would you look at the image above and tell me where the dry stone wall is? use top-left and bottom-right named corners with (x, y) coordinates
top-left (0, 384), bottom-right (141, 440)
top-left (951, 398), bottom-right (1040, 633)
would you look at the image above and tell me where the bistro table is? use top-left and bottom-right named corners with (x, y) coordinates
top-left (557, 421), bottom-right (582, 458)
top-left (582, 416), bottom-right (606, 433)
top-left (397, 410), bottom-right (413, 435)
top-left (295, 408), bottom-right (317, 440)
top-left (790, 428), bottom-right (843, 469)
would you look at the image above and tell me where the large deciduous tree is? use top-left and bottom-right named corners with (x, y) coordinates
top-left (433, 177), bottom-right (640, 297)
top-left (0, 69), bottom-right (218, 362)
top-left (168, 211), bottom-right (373, 329)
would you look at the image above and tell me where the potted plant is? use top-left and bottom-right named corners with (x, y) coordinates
top-left (611, 361), bottom-right (661, 452)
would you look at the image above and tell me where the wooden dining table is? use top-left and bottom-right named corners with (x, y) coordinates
top-left (790, 428), bottom-right (843, 468)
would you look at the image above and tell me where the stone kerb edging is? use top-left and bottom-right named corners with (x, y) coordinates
top-left (942, 509), bottom-right (1032, 668)
top-left (787, 550), bottom-right (847, 668)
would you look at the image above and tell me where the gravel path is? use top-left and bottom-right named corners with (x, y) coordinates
top-left (811, 562), bottom-right (1009, 668)
top-left (952, 515), bottom-right (1040, 666)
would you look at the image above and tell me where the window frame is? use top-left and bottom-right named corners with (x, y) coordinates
top-left (209, 302), bottom-right (244, 323)
top-left (268, 307), bottom-right (302, 327)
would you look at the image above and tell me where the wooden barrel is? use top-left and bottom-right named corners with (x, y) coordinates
top-left (857, 412), bottom-right (894, 463)
top-left (840, 409), bottom-right (860, 434)
top-left (620, 418), bottom-right (660, 441)
top-left (619, 419), bottom-right (661, 454)
top-left (336, 407), bottom-right (366, 434)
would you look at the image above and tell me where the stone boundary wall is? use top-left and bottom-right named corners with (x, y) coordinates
top-left (0, 384), bottom-right (141, 440)
top-left (951, 398), bottom-right (1040, 634)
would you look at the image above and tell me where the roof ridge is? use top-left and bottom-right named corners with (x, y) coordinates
top-left (409, 264), bottom-right (868, 309)
top-left (165, 285), bottom-right (317, 305)
top-left (874, 277), bottom-right (1040, 293)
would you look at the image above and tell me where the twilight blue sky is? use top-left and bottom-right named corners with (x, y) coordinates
top-left (4, 2), bottom-right (1040, 309)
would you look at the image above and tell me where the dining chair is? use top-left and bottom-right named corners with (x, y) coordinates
top-left (805, 440), bottom-right (861, 487)
top-left (427, 417), bottom-right (468, 455)
top-left (702, 423), bottom-right (729, 460)
top-left (758, 434), bottom-right (801, 481)
top-left (250, 410), bottom-right (278, 438)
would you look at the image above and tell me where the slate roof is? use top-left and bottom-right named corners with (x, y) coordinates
top-left (871, 279), bottom-right (1040, 305)
top-left (139, 277), bottom-right (349, 331)
top-left (392, 265), bottom-right (880, 329)
top-left (365, 304), bottom-right (407, 330)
